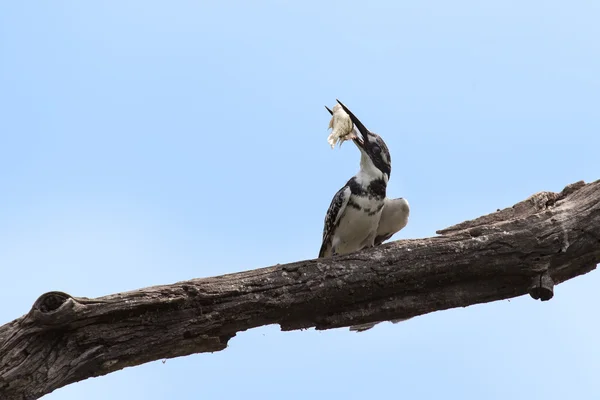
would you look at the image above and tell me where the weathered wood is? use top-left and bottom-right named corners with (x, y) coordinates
top-left (1, 179), bottom-right (599, 400)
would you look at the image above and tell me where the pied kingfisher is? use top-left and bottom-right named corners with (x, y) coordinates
top-left (319, 100), bottom-right (410, 332)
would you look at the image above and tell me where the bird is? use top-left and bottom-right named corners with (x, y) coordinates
top-left (318, 100), bottom-right (391, 258)
top-left (319, 100), bottom-right (410, 332)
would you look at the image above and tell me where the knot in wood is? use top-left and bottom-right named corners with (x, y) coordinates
top-left (33, 291), bottom-right (72, 313)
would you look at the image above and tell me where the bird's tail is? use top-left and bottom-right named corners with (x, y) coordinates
top-left (349, 317), bottom-right (412, 332)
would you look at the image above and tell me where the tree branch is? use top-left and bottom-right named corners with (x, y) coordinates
top-left (1, 179), bottom-right (599, 400)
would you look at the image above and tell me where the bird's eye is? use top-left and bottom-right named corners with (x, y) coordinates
top-left (372, 144), bottom-right (381, 153)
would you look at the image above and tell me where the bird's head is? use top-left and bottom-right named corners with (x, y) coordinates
top-left (326, 100), bottom-right (391, 180)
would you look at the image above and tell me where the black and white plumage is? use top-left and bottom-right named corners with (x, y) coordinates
top-left (318, 100), bottom-right (392, 258)
top-left (318, 176), bottom-right (389, 258)
top-left (319, 100), bottom-right (410, 332)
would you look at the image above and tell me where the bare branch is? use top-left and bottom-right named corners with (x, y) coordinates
top-left (1, 179), bottom-right (599, 400)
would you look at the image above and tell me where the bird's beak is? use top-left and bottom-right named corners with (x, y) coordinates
top-left (324, 100), bottom-right (370, 150)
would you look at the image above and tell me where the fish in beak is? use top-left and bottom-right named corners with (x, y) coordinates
top-left (325, 99), bottom-right (371, 150)
top-left (325, 99), bottom-right (393, 180)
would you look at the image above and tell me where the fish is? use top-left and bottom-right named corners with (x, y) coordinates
top-left (326, 103), bottom-right (357, 149)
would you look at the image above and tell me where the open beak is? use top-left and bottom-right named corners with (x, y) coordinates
top-left (324, 100), bottom-right (370, 150)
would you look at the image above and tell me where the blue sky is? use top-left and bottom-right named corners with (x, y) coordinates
top-left (1, 1), bottom-right (599, 399)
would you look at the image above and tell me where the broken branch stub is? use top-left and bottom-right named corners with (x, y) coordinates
top-left (529, 272), bottom-right (555, 301)
top-left (1, 179), bottom-right (599, 400)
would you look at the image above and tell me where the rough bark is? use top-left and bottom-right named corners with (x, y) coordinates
top-left (1, 179), bottom-right (599, 400)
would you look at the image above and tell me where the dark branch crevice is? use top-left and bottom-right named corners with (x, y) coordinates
top-left (1, 179), bottom-right (599, 400)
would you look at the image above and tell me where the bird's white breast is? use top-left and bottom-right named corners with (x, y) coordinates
top-left (332, 196), bottom-right (384, 255)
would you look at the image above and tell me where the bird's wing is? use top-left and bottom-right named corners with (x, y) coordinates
top-left (373, 233), bottom-right (393, 247)
top-left (373, 198), bottom-right (410, 246)
top-left (318, 185), bottom-right (351, 258)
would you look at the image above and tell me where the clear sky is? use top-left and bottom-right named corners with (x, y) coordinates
top-left (1, 1), bottom-right (599, 399)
